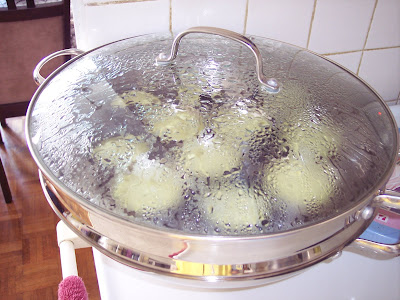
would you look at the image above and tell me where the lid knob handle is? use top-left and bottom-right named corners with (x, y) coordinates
top-left (156, 27), bottom-right (280, 93)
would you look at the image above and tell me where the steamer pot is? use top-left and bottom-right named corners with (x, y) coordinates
top-left (26, 27), bottom-right (400, 287)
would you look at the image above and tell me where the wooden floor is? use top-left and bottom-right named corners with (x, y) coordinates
top-left (0, 117), bottom-right (100, 300)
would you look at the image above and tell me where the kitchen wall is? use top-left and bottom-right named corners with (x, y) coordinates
top-left (71, 0), bottom-right (400, 104)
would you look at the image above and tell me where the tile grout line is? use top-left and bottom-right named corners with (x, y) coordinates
top-left (169, 0), bottom-right (172, 36)
top-left (362, 0), bottom-right (378, 50)
top-left (306, 0), bottom-right (318, 49)
top-left (357, 0), bottom-right (378, 75)
top-left (243, 0), bottom-right (249, 35)
top-left (322, 45), bottom-right (400, 56)
top-left (322, 50), bottom-right (362, 56)
top-left (355, 53), bottom-right (363, 76)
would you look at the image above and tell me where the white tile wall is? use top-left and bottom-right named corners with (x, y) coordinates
top-left (71, 0), bottom-right (400, 103)
top-left (324, 52), bottom-right (363, 74)
top-left (366, 0), bottom-right (400, 49)
top-left (73, 0), bottom-right (170, 50)
top-left (359, 48), bottom-right (400, 101)
top-left (308, 0), bottom-right (375, 54)
top-left (246, 0), bottom-right (315, 48)
top-left (171, 0), bottom-right (247, 34)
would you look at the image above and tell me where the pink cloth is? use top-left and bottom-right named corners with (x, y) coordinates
top-left (58, 275), bottom-right (89, 300)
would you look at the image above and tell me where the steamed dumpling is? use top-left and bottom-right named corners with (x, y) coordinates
top-left (112, 157), bottom-right (183, 213)
top-left (92, 134), bottom-right (149, 167)
top-left (113, 173), bottom-right (182, 213)
top-left (283, 124), bottom-right (339, 162)
top-left (111, 90), bottom-right (161, 108)
top-left (264, 158), bottom-right (335, 217)
top-left (212, 107), bottom-right (270, 142)
top-left (181, 138), bottom-right (241, 178)
top-left (150, 108), bottom-right (205, 142)
top-left (202, 185), bottom-right (261, 231)
top-left (177, 84), bottom-right (204, 107)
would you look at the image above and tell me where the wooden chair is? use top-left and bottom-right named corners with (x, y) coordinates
top-left (0, 0), bottom-right (71, 143)
top-left (0, 0), bottom-right (71, 202)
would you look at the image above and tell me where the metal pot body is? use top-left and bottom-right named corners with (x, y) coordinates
top-left (39, 169), bottom-right (389, 286)
top-left (27, 27), bottom-right (400, 285)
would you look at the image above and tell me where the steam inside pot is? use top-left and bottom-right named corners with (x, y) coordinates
top-left (28, 34), bottom-right (397, 236)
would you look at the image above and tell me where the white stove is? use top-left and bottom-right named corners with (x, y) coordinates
top-left (57, 205), bottom-right (400, 300)
top-left (92, 248), bottom-right (400, 300)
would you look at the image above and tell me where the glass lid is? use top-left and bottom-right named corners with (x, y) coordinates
top-left (27, 28), bottom-right (398, 236)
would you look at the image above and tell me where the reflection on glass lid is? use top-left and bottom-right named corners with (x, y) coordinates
top-left (28, 34), bottom-right (397, 236)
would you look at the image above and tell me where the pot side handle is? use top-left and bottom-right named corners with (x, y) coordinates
top-left (349, 239), bottom-right (400, 259)
top-left (156, 26), bottom-right (280, 93)
top-left (33, 49), bottom-right (85, 86)
top-left (348, 192), bottom-right (400, 259)
top-left (374, 192), bottom-right (400, 210)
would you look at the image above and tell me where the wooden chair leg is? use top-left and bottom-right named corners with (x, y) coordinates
top-left (0, 156), bottom-right (12, 203)
top-left (0, 118), bottom-right (6, 144)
